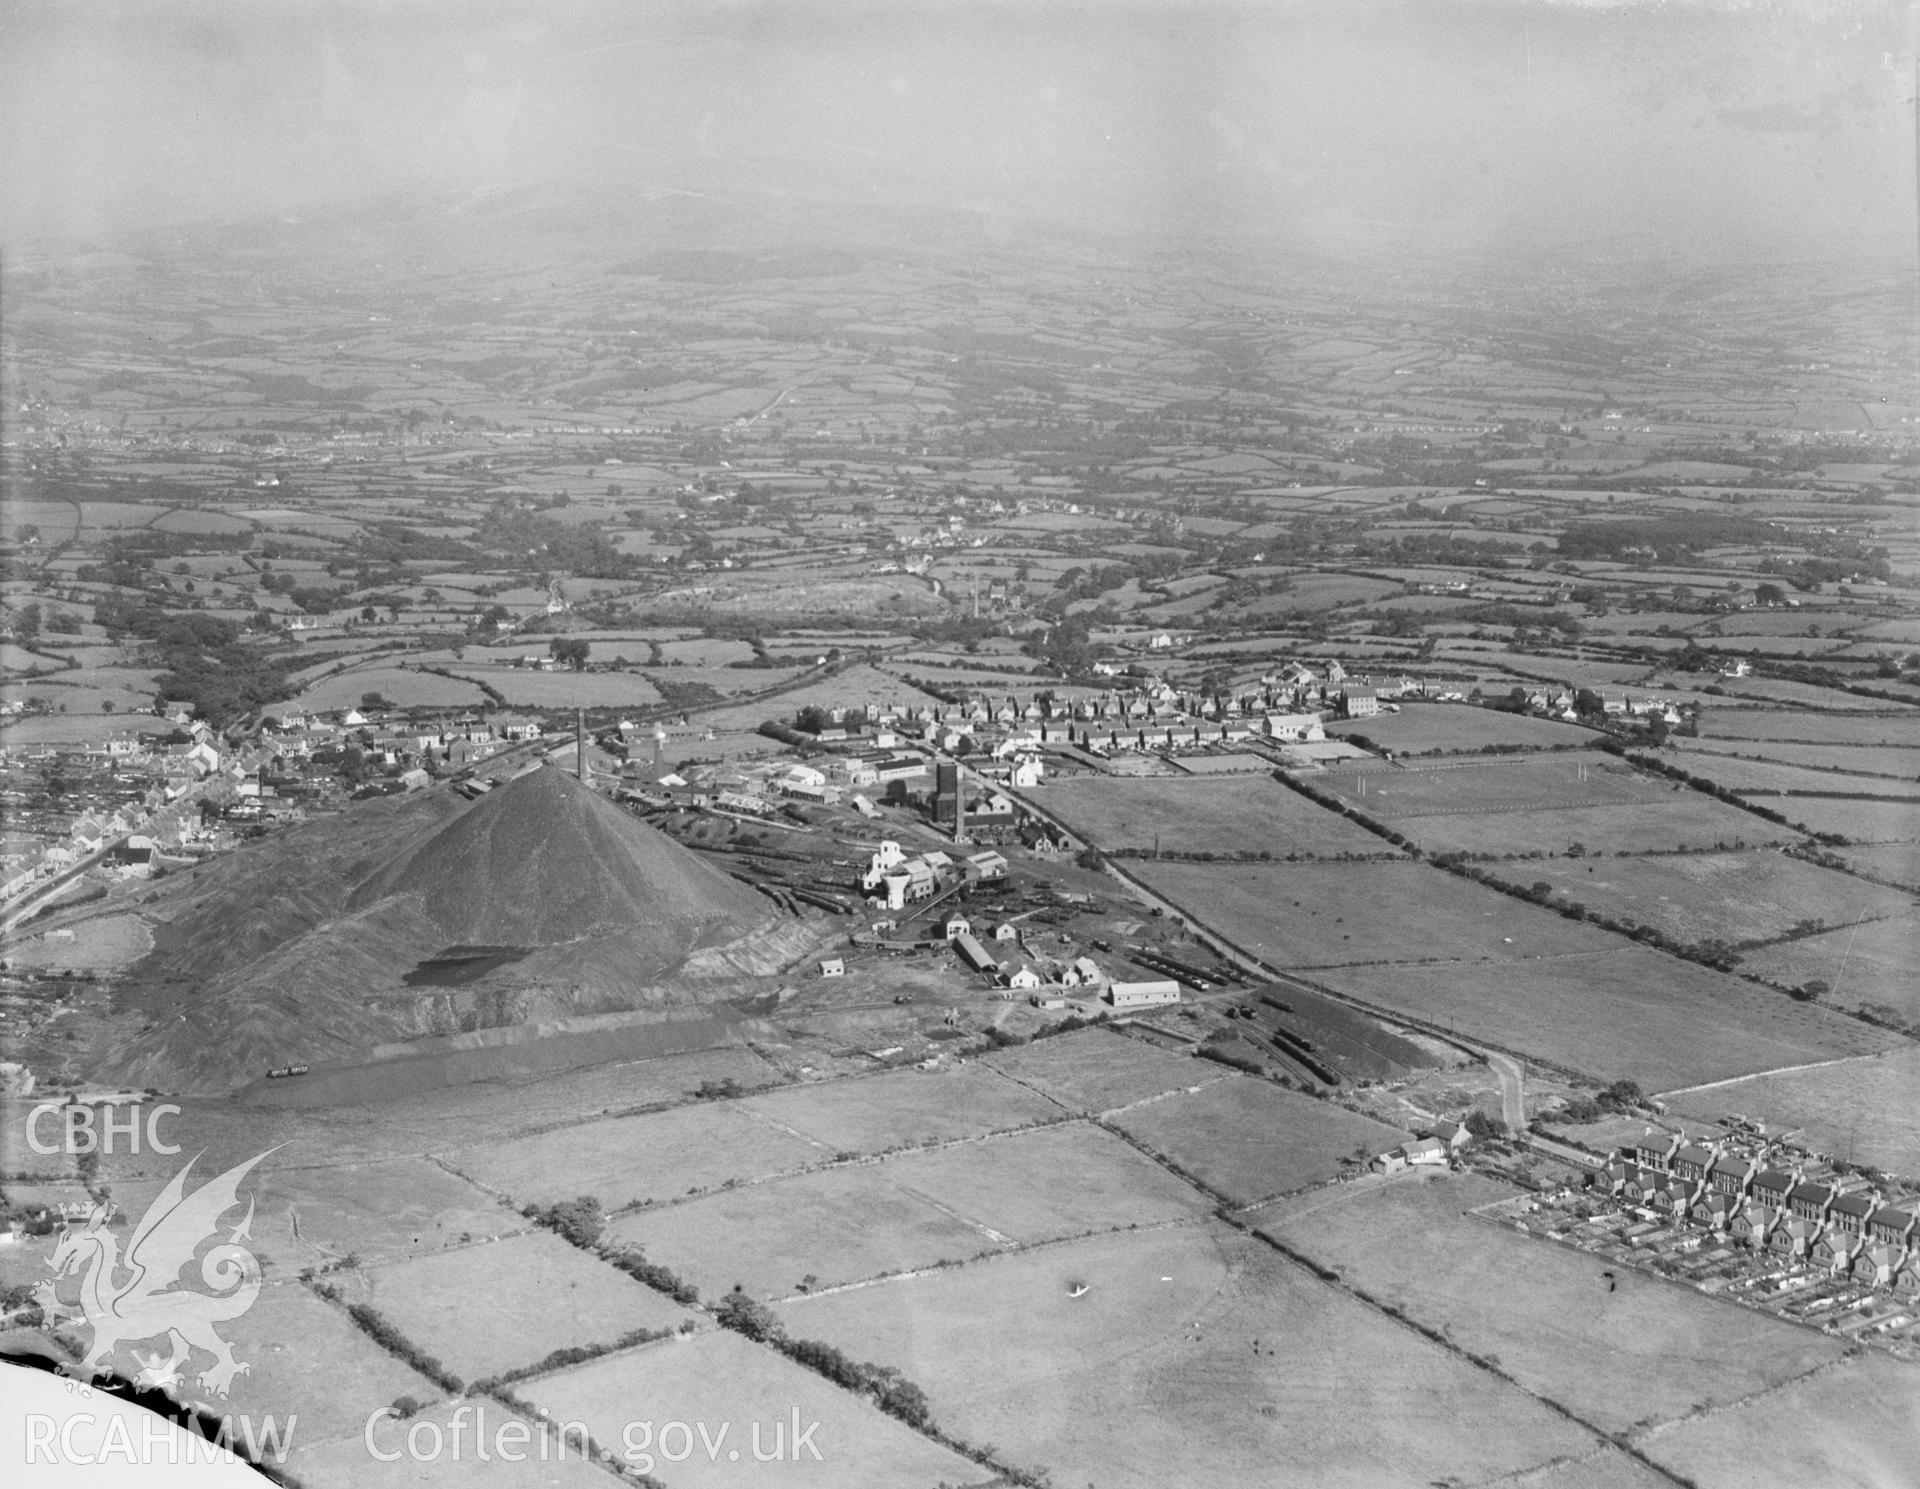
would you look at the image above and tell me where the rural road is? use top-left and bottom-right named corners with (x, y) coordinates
top-left (1487, 1051), bottom-right (1527, 1135)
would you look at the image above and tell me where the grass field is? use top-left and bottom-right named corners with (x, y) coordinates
top-left (1259, 1171), bottom-right (1843, 1438)
top-left (1840, 842), bottom-right (1920, 890)
top-left (7, 913), bottom-right (153, 971)
top-left (1401, 794), bottom-right (1793, 856)
top-left (1325, 705), bottom-right (1597, 754)
top-left (522, 1328), bottom-right (978, 1489)
top-left (205, 1283), bottom-right (444, 1449)
top-left (1134, 859), bottom-right (1625, 967)
top-left (778, 1222), bottom-right (1599, 1488)
top-left (251, 1155), bottom-right (519, 1271)
top-left (981, 1028), bottom-right (1221, 1114)
top-left (607, 1121), bottom-right (1207, 1299)
top-left (1675, 753), bottom-right (1920, 801)
top-left (737, 1063), bottom-right (1064, 1154)
top-left (1513, 850), bottom-right (1918, 950)
top-left (1768, 796), bottom-right (1920, 843)
top-left (1696, 710), bottom-right (1920, 745)
top-left (1725, 913), bottom-right (1920, 1025)
top-left (363, 1230), bottom-right (690, 1380)
top-left (1662, 1045), bottom-right (1920, 1178)
top-left (446, 1100), bottom-right (826, 1211)
top-left (444, 667), bottom-right (665, 708)
top-left (1680, 738), bottom-right (1920, 780)
top-left (1315, 947), bottom-right (1905, 1091)
top-left (1314, 754), bottom-right (1656, 817)
top-left (1637, 1350), bottom-right (1920, 1489)
top-left (1043, 774), bottom-right (1405, 857)
top-left (1107, 1075), bottom-right (1408, 1204)
top-left (296, 665), bottom-right (490, 712)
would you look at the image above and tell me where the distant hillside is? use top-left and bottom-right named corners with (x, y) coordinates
top-left (609, 248), bottom-right (862, 282)
top-left (98, 768), bottom-right (795, 1094)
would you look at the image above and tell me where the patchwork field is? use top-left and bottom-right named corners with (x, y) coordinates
top-left (1044, 774), bottom-right (1406, 857)
top-left (1135, 859), bottom-right (1625, 967)
top-left (1401, 795), bottom-right (1793, 856)
top-left (202, 1283), bottom-right (444, 1449)
top-left (443, 666), bottom-right (665, 708)
top-left (1107, 1074), bottom-right (1409, 1205)
top-left (251, 1155), bottom-right (519, 1271)
top-left (523, 1329), bottom-right (978, 1489)
top-left (1695, 710), bottom-right (1920, 746)
top-left (362, 1230), bottom-right (691, 1381)
top-left (295, 665), bottom-right (491, 712)
top-left (1637, 1350), bottom-right (1920, 1489)
top-left (1314, 947), bottom-right (1905, 1090)
top-left (1738, 913), bottom-right (1920, 1026)
top-left (1516, 850), bottom-right (1918, 950)
top-left (445, 1100), bottom-right (827, 1211)
top-left (981, 1027), bottom-right (1223, 1114)
top-left (1664, 1044), bottom-right (1920, 1179)
top-left (738, 1062), bottom-right (1065, 1153)
top-left (1258, 1171), bottom-right (1844, 1438)
top-left (778, 1222), bottom-right (1600, 1488)
top-left (1769, 796), bottom-right (1920, 844)
top-left (607, 1121), bottom-right (1208, 1299)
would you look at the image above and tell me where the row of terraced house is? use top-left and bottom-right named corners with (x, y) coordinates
top-left (1604, 1132), bottom-right (1920, 1295)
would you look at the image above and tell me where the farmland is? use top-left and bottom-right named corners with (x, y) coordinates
top-left (737, 1062), bottom-right (1066, 1153)
top-left (1258, 1171), bottom-right (1844, 1438)
top-left (1133, 858), bottom-right (1626, 967)
top-left (980, 1027), bottom-right (1228, 1114)
top-left (1043, 775), bottom-right (1406, 858)
top-left (778, 1222), bottom-right (1602, 1488)
top-left (1107, 1074), bottom-right (1409, 1204)
top-left (1314, 948), bottom-right (1905, 1091)
top-left (606, 1121), bottom-right (1207, 1299)
top-left (445, 1100), bottom-right (826, 1211)
top-left (292, 1398), bottom-right (609, 1489)
top-left (1663, 1045), bottom-right (1920, 1179)
top-left (1325, 704), bottom-right (1598, 754)
top-left (361, 1230), bottom-right (691, 1381)
top-left (1636, 1350), bottom-right (1920, 1489)
top-left (522, 1329), bottom-right (979, 1489)
top-left (1509, 850), bottom-right (1919, 951)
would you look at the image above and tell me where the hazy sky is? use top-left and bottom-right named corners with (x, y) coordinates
top-left (2, 0), bottom-right (1913, 261)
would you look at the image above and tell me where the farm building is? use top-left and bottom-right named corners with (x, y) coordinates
top-left (818, 958), bottom-right (845, 978)
top-left (1107, 980), bottom-right (1180, 1009)
top-left (1401, 1137), bottom-right (1449, 1167)
top-left (1427, 1119), bottom-right (1472, 1153)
